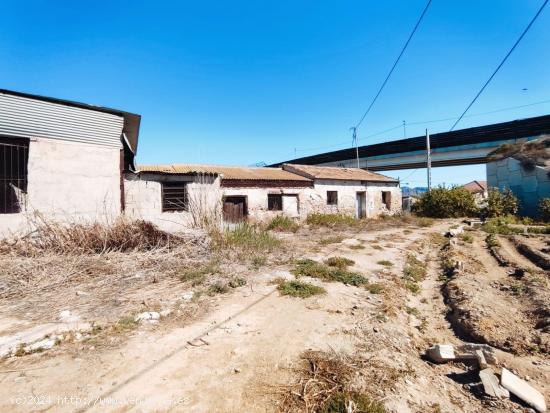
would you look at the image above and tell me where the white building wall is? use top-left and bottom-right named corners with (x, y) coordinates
top-left (124, 174), bottom-right (221, 232)
top-left (0, 138), bottom-right (122, 236)
top-left (300, 180), bottom-right (401, 218)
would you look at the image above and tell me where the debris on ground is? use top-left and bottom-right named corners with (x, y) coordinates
top-left (500, 368), bottom-right (547, 412)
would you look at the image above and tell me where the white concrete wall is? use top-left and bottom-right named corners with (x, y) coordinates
top-left (124, 173), bottom-right (221, 232)
top-left (0, 138), bottom-right (121, 236)
top-left (300, 180), bottom-right (401, 218)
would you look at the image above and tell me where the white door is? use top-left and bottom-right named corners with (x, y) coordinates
top-left (282, 195), bottom-right (299, 217)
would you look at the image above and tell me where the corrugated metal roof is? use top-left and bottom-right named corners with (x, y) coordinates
top-left (282, 164), bottom-right (398, 182)
top-left (0, 89), bottom-right (141, 153)
top-left (137, 164), bottom-right (312, 181)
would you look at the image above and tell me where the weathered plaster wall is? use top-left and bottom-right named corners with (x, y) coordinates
top-left (0, 138), bottom-right (121, 236)
top-left (124, 173), bottom-right (221, 232)
top-left (487, 157), bottom-right (550, 217)
top-left (222, 186), bottom-right (304, 222)
top-left (300, 180), bottom-right (401, 218)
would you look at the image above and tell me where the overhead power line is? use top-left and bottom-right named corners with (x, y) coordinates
top-left (450, 0), bottom-right (549, 131)
top-left (354, 0), bottom-right (432, 129)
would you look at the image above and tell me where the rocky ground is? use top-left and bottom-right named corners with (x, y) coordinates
top-left (0, 217), bottom-right (548, 412)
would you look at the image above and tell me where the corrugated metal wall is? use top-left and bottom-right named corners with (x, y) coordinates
top-left (0, 92), bottom-right (124, 148)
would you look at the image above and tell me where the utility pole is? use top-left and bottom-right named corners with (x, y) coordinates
top-left (350, 127), bottom-right (360, 168)
top-left (402, 120), bottom-right (406, 138)
top-left (426, 128), bottom-right (432, 191)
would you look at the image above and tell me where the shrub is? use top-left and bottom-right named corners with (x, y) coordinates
top-left (266, 215), bottom-right (299, 233)
top-left (292, 259), bottom-right (368, 286)
top-left (306, 213), bottom-right (356, 228)
top-left (277, 280), bottom-right (326, 298)
top-left (377, 260), bottom-right (393, 267)
top-left (538, 198), bottom-right (550, 222)
top-left (207, 282), bottom-right (229, 295)
top-left (325, 256), bottom-right (355, 269)
top-left (412, 186), bottom-right (479, 218)
top-left (220, 223), bottom-right (281, 252)
top-left (486, 188), bottom-right (519, 218)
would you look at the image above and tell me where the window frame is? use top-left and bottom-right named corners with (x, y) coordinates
top-left (267, 194), bottom-right (283, 211)
top-left (0, 137), bottom-right (29, 214)
top-left (326, 191), bottom-right (338, 206)
top-left (161, 181), bottom-right (188, 212)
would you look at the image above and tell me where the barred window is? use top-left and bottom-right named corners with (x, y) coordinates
top-left (0, 138), bottom-right (29, 214)
top-left (268, 194), bottom-right (282, 211)
top-left (162, 182), bottom-right (188, 212)
top-left (327, 191), bottom-right (338, 206)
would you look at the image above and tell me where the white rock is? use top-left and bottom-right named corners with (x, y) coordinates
top-left (479, 368), bottom-right (509, 399)
top-left (75, 291), bottom-right (89, 296)
top-left (24, 338), bottom-right (56, 353)
top-left (448, 225), bottom-right (464, 237)
top-left (134, 312), bottom-right (160, 322)
top-left (456, 343), bottom-right (498, 365)
top-left (182, 292), bottom-right (195, 301)
top-left (426, 344), bottom-right (455, 363)
top-left (59, 310), bottom-right (80, 323)
top-left (501, 368), bottom-right (546, 412)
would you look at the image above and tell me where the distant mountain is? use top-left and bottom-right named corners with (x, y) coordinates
top-left (402, 187), bottom-right (428, 197)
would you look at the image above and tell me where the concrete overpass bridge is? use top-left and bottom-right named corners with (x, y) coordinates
top-left (270, 114), bottom-right (550, 172)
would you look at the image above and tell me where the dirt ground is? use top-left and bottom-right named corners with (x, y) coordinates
top-left (0, 218), bottom-right (548, 412)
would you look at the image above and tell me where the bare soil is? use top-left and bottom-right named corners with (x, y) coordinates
top-left (0, 218), bottom-right (549, 413)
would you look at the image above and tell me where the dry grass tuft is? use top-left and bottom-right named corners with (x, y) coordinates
top-left (278, 350), bottom-right (387, 413)
top-left (2, 218), bottom-right (187, 256)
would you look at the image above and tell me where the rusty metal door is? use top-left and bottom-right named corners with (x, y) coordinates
top-left (223, 196), bottom-right (247, 222)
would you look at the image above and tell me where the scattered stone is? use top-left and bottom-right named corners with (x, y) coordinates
top-left (233, 367), bottom-right (241, 373)
top-left (479, 368), bottom-right (509, 399)
top-left (500, 368), bottom-right (547, 413)
top-left (456, 343), bottom-right (498, 365)
top-left (182, 292), bottom-right (195, 301)
top-left (59, 310), bottom-right (80, 323)
top-left (426, 343), bottom-right (498, 365)
top-left (75, 291), bottom-right (89, 296)
top-left (447, 225), bottom-right (464, 237)
top-left (23, 338), bottom-right (56, 353)
top-left (134, 312), bottom-right (160, 322)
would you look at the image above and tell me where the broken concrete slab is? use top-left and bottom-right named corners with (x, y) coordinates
top-left (475, 350), bottom-right (488, 370)
top-left (426, 343), bottom-right (497, 365)
top-left (501, 368), bottom-right (546, 412)
top-left (134, 311), bottom-right (160, 322)
top-left (479, 368), bottom-right (509, 399)
top-left (426, 344), bottom-right (455, 363)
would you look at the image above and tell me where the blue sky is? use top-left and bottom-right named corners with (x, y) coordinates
top-left (2, 0), bottom-right (550, 186)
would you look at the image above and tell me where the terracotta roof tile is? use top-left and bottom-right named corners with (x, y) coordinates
top-left (282, 164), bottom-right (398, 182)
top-left (137, 164), bottom-right (312, 181)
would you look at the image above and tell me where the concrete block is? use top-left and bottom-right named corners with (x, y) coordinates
top-left (426, 344), bottom-right (455, 363)
top-left (508, 160), bottom-right (521, 172)
top-left (501, 368), bottom-right (546, 412)
top-left (521, 175), bottom-right (539, 193)
top-left (479, 368), bottom-right (509, 399)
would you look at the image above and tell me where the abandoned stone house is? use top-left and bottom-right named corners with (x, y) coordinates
top-left (124, 163), bottom-right (401, 230)
top-left (0, 89), bottom-right (402, 235)
top-left (0, 89), bottom-right (141, 235)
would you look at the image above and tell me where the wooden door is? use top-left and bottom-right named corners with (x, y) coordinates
top-left (223, 196), bottom-right (247, 222)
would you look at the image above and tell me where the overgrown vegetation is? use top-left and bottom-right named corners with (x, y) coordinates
top-left (402, 254), bottom-right (427, 294)
top-left (180, 261), bottom-right (220, 285)
top-left (292, 259), bottom-right (368, 286)
top-left (365, 282), bottom-right (384, 294)
top-left (207, 282), bottom-right (229, 295)
top-left (486, 188), bottom-right (519, 218)
top-left (538, 198), bottom-right (550, 222)
top-left (3, 218), bottom-right (181, 256)
top-left (376, 260), bottom-right (393, 268)
top-left (412, 186), bottom-right (479, 218)
top-left (488, 137), bottom-right (550, 171)
top-left (319, 235), bottom-right (345, 245)
top-left (306, 213), bottom-right (356, 228)
top-left (279, 350), bottom-right (387, 413)
top-left (216, 223), bottom-right (282, 252)
top-left (325, 256), bottom-right (355, 269)
top-left (482, 216), bottom-right (527, 235)
top-left (266, 215), bottom-right (299, 233)
top-left (277, 280), bottom-right (326, 298)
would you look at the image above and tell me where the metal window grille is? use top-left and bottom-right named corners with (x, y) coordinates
top-left (161, 182), bottom-right (188, 212)
top-left (327, 191), bottom-right (338, 206)
top-left (267, 194), bottom-right (283, 211)
top-left (0, 138), bottom-right (29, 214)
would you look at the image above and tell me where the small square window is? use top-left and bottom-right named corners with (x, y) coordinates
top-left (162, 182), bottom-right (188, 212)
top-left (268, 194), bottom-right (283, 211)
top-left (327, 191), bottom-right (338, 206)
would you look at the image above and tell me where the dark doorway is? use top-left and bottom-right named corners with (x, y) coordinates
top-left (382, 191), bottom-right (392, 209)
top-left (223, 196), bottom-right (247, 222)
